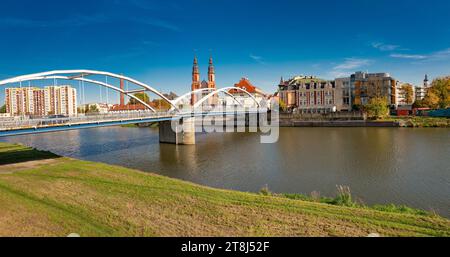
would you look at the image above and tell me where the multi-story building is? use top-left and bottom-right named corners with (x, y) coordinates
top-left (334, 77), bottom-right (352, 111)
top-left (395, 82), bottom-right (416, 106)
top-left (5, 87), bottom-right (45, 116)
top-left (44, 86), bottom-right (77, 116)
top-left (278, 75), bottom-right (344, 113)
top-left (415, 75), bottom-right (431, 101)
top-left (4, 85), bottom-right (77, 117)
top-left (351, 72), bottom-right (397, 107)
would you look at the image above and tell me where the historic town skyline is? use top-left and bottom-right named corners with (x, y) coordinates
top-left (0, 0), bottom-right (449, 101)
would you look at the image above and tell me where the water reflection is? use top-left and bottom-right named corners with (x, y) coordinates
top-left (1, 126), bottom-right (449, 217)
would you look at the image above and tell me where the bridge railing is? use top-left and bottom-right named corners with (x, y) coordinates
top-left (0, 107), bottom-right (267, 131)
top-left (0, 111), bottom-right (174, 131)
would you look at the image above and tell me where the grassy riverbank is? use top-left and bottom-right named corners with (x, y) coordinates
top-left (382, 116), bottom-right (450, 128)
top-left (0, 142), bottom-right (449, 237)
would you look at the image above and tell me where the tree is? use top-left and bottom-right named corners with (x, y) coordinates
top-left (364, 97), bottom-right (390, 119)
top-left (87, 104), bottom-right (99, 114)
top-left (429, 77), bottom-right (450, 109)
top-left (0, 104), bottom-right (6, 114)
top-left (278, 99), bottom-right (287, 112)
top-left (129, 93), bottom-right (150, 105)
top-left (399, 83), bottom-right (414, 105)
top-left (152, 99), bottom-right (171, 110)
top-left (412, 99), bottom-right (427, 109)
top-left (422, 90), bottom-right (440, 109)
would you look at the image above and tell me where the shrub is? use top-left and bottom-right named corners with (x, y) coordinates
top-left (364, 97), bottom-right (390, 119)
top-left (260, 185), bottom-right (272, 196)
top-left (333, 185), bottom-right (357, 207)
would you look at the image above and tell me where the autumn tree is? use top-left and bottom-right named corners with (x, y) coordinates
top-left (129, 92), bottom-right (150, 105)
top-left (422, 90), bottom-right (440, 109)
top-left (399, 83), bottom-right (414, 105)
top-left (364, 97), bottom-right (390, 119)
top-left (278, 99), bottom-right (288, 112)
top-left (152, 99), bottom-right (171, 110)
top-left (429, 77), bottom-right (450, 109)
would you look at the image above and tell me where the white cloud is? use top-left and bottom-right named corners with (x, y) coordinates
top-left (390, 48), bottom-right (450, 61)
top-left (249, 54), bottom-right (266, 64)
top-left (390, 54), bottom-right (428, 60)
top-left (326, 58), bottom-right (372, 78)
top-left (372, 42), bottom-right (401, 51)
top-left (333, 58), bottom-right (371, 70)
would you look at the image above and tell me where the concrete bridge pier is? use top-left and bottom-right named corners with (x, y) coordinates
top-left (159, 117), bottom-right (196, 145)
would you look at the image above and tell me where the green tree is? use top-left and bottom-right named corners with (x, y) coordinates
top-left (364, 97), bottom-right (390, 119)
top-left (429, 77), bottom-right (450, 109)
top-left (152, 99), bottom-right (171, 110)
top-left (87, 104), bottom-right (99, 114)
top-left (0, 104), bottom-right (6, 113)
top-left (399, 83), bottom-right (414, 105)
top-left (412, 99), bottom-right (427, 109)
top-left (278, 99), bottom-right (287, 112)
top-left (129, 93), bottom-right (150, 105)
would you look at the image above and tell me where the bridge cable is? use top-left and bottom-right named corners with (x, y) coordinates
top-left (82, 74), bottom-right (85, 108)
top-left (105, 76), bottom-right (109, 106)
top-left (126, 80), bottom-right (129, 111)
top-left (100, 80), bottom-right (103, 103)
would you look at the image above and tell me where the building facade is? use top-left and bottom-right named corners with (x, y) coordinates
top-left (45, 86), bottom-right (77, 116)
top-left (5, 85), bottom-right (77, 117)
top-left (351, 72), bottom-right (397, 107)
top-left (415, 75), bottom-right (430, 101)
top-left (395, 82), bottom-right (416, 106)
top-left (334, 77), bottom-right (352, 111)
top-left (6, 87), bottom-right (37, 116)
top-left (278, 76), bottom-right (344, 113)
top-left (191, 56), bottom-right (217, 106)
top-left (225, 78), bottom-right (266, 107)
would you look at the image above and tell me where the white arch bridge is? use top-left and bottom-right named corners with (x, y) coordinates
top-left (0, 70), bottom-right (269, 144)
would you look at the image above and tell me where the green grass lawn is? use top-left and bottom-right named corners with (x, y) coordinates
top-left (0, 142), bottom-right (449, 237)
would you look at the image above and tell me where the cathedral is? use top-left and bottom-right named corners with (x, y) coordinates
top-left (191, 56), bottom-right (217, 105)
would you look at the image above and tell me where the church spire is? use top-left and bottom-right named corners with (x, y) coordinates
top-left (192, 56), bottom-right (199, 82)
top-left (208, 56), bottom-right (215, 83)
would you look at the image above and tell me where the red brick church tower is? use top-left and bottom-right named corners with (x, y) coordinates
top-left (191, 56), bottom-right (217, 106)
top-left (191, 56), bottom-right (201, 105)
top-left (207, 56), bottom-right (216, 89)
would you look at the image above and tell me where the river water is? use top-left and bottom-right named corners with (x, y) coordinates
top-left (1, 126), bottom-right (449, 217)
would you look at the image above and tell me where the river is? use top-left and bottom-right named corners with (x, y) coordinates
top-left (1, 126), bottom-right (449, 217)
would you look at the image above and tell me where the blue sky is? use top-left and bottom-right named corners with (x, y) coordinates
top-left (1, 0), bottom-right (450, 103)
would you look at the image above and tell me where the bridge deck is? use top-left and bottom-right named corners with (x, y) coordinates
top-left (0, 110), bottom-right (265, 137)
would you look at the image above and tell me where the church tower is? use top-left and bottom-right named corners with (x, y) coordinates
top-left (207, 56), bottom-right (217, 105)
top-left (191, 56), bottom-right (201, 105)
top-left (207, 56), bottom-right (216, 89)
top-left (424, 74), bottom-right (430, 88)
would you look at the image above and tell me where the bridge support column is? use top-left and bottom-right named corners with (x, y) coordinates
top-left (159, 117), bottom-right (196, 145)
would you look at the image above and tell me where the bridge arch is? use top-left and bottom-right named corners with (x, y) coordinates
top-left (170, 87), bottom-right (243, 111)
top-left (18, 76), bottom-right (157, 112)
top-left (0, 70), bottom-right (178, 112)
top-left (193, 87), bottom-right (260, 109)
